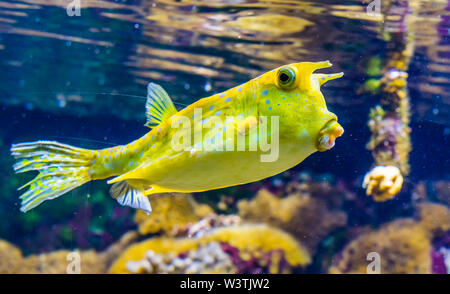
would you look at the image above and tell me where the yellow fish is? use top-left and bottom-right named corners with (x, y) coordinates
top-left (11, 61), bottom-right (344, 214)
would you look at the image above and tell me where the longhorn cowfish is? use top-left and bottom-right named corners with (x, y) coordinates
top-left (11, 61), bottom-right (344, 214)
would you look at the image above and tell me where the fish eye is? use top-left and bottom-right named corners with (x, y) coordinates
top-left (277, 67), bottom-right (296, 89)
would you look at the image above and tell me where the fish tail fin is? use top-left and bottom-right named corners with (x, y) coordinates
top-left (11, 141), bottom-right (95, 212)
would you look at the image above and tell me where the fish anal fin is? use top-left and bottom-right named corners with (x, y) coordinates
top-left (145, 83), bottom-right (177, 128)
top-left (144, 185), bottom-right (210, 195)
top-left (144, 185), bottom-right (179, 195)
top-left (107, 165), bottom-right (148, 185)
top-left (110, 181), bottom-right (152, 214)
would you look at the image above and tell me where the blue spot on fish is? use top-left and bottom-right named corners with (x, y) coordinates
top-left (262, 90), bottom-right (268, 95)
top-left (215, 110), bottom-right (222, 116)
top-left (265, 100), bottom-right (270, 104)
top-left (209, 105), bottom-right (214, 110)
top-left (237, 86), bottom-right (243, 91)
top-left (268, 107), bottom-right (272, 111)
top-left (225, 97), bottom-right (231, 102)
top-left (219, 93), bottom-right (225, 98)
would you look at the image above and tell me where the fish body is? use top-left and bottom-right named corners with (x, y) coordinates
top-left (11, 61), bottom-right (344, 214)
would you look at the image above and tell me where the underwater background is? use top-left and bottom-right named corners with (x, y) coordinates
top-left (0, 0), bottom-right (449, 274)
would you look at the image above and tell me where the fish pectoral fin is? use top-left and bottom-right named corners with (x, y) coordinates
top-left (110, 181), bottom-right (152, 214)
top-left (145, 83), bottom-right (177, 128)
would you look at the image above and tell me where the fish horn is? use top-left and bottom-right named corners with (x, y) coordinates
top-left (297, 61), bottom-right (335, 89)
top-left (313, 72), bottom-right (344, 86)
top-left (298, 60), bottom-right (332, 75)
top-left (311, 60), bottom-right (333, 71)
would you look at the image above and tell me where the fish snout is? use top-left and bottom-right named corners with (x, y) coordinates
top-left (316, 119), bottom-right (344, 152)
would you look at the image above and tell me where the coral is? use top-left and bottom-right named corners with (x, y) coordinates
top-left (0, 229), bottom-right (140, 274)
top-left (329, 219), bottom-right (431, 274)
top-left (187, 213), bottom-right (242, 238)
top-left (0, 240), bottom-right (24, 274)
top-left (366, 108), bottom-right (411, 176)
top-left (203, 225), bottom-right (310, 267)
top-left (0, 241), bottom-right (106, 274)
top-left (329, 202), bottom-right (450, 274)
top-left (134, 193), bottom-right (213, 236)
top-left (220, 242), bottom-right (292, 274)
top-left (238, 189), bottom-right (347, 254)
top-left (21, 250), bottom-right (106, 274)
top-left (362, 165), bottom-right (404, 201)
top-left (126, 242), bottom-right (236, 274)
top-left (364, 0), bottom-right (413, 201)
top-left (100, 230), bottom-right (140, 268)
top-left (108, 224), bottom-right (310, 274)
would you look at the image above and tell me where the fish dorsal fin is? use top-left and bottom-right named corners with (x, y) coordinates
top-left (145, 83), bottom-right (177, 128)
top-left (110, 181), bottom-right (152, 214)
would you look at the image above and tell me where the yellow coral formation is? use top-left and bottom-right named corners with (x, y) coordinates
top-left (364, 0), bottom-right (414, 201)
top-left (108, 224), bottom-right (310, 274)
top-left (362, 165), bottom-right (404, 201)
top-left (329, 219), bottom-right (431, 274)
top-left (204, 225), bottom-right (310, 266)
top-left (0, 241), bottom-right (106, 274)
top-left (415, 202), bottom-right (450, 237)
top-left (22, 250), bottom-right (106, 274)
top-left (134, 193), bottom-right (213, 235)
top-left (330, 202), bottom-right (450, 274)
top-left (126, 242), bottom-right (237, 274)
top-left (238, 189), bottom-right (347, 253)
top-left (0, 230), bottom-right (140, 274)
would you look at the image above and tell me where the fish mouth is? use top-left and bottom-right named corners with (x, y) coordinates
top-left (316, 119), bottom-right (344, 152)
